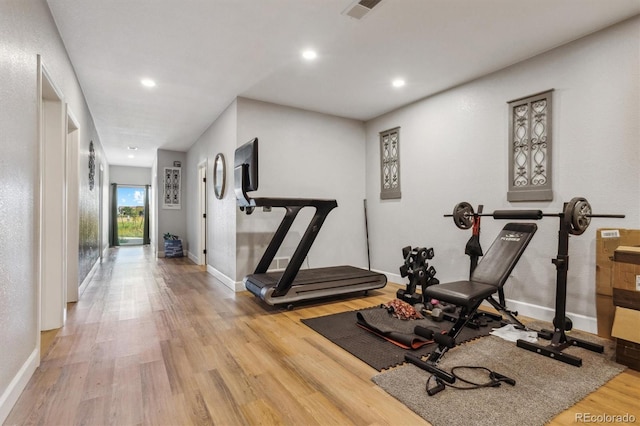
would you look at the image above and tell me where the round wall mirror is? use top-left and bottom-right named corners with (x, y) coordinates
top-left (213, 153), bottom-right (226, 199)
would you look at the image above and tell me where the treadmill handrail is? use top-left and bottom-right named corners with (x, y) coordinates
top-left (251, 197), bottom-right (338, 209)
top-left (248, 198), bottom-right (338, 298)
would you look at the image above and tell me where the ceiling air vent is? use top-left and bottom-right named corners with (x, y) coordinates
top-left (342, 0), bottom-right (384, 20)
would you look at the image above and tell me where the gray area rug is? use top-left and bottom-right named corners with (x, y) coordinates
top-left (372, 330), bottom-right (625, 426)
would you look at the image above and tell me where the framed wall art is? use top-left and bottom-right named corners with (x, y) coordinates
top-left (163, 166), bottom-right (182, 209)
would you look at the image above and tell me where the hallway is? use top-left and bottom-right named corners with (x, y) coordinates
top-left (5, 247), bottom-right (425, 425)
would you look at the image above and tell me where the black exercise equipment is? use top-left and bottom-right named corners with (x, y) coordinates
top-left (515, 200), bottom-right (624, 366)
top-left (405, 353), bottom-right (516, 396)
top-left (451, 203), bottom-right (521, 328)
top-left (397, 246), bottom-right (439, 305)
top-left (442, 198), bottom-right (624, 368)
top-left (446, 197), bottom-right (621, 236)
top-left (418, 222), bottom-right (538, 382)
top-left (234, 137), bottom-right (387, 307)
top-left (464, 204), bottom-right (484, 277)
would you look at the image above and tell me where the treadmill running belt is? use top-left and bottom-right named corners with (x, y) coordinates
top-left (247, 265), bottom-right (381, 288)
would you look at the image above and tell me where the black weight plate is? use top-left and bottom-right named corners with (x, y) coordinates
top-left (453, 202), bottom-right (474, 230)
top-left (565, 197), bottom-right (591, 235)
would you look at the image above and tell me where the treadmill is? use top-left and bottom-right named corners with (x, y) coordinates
top-left (234, 137), bottom-right (387, 307)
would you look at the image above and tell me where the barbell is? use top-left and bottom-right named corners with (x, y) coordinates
top-left (445, 197), bottom-right (624, 235)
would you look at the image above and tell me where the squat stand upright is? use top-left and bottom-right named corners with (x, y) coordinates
top-left (516, 202), bottom-right (603, 367)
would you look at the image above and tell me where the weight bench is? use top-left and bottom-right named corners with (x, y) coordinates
top-left (408, 222), bottom-right (537, 383)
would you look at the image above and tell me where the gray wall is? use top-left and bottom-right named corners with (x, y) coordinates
top-left (236, 98), bottom-right (368, 280)
top-left (0, 0), bottom-right (106, 421)
top-left (185, 100), bottom-right (238, 281)
top-left (184, 97), bottom-right (369, 288)
top-left (155, 150), bottom-right (187, 254)
top-left (110, 165), bottom-right (152, 185)
top-left (364, 16), bottom-right (640, 330)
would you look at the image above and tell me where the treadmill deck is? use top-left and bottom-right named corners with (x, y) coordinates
top-left (245, 265), bottom-right (387, 305)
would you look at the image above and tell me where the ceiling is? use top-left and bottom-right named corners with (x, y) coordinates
top-left (46, 0), bottom-right (640, 167)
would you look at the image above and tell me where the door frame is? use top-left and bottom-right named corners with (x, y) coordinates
top-left (37, 56), bottom-right (68, 331)
top-left (65, 105), bottom-right (80, 302)
top-left (198, 159), bottom-right (208, 265)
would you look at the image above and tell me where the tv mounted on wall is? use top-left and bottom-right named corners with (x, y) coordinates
top-left (234, 137), bottom-right (259, 209)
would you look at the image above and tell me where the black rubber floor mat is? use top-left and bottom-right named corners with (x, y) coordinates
top-left (301, 307), bottom-right (497, 371)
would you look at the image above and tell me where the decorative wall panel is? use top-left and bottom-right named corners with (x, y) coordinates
top-left (507, 90), bottom-right (553, 201)
top-left (379, 127), bottom-right (401, 199)
top-left (163, 167), bottom-right (182, 209)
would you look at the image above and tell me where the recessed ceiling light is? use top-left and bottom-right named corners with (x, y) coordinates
top-left (128, 146), bottom-right (138, 150)
top-left (392, 78), bottom-right (405, 88)
top-left (302, 49), bottom-right (317, 61)
top-left (128, 154), bottom-right (135, 159)
top-left (141, 78), bottom-right (156, 88)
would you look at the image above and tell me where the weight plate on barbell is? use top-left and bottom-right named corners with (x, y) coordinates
top-left (564, 197), bottom-right (591, 235)
top-left (453, 201), bottom-right (474, 230)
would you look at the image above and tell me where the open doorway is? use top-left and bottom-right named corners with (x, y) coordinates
top-left (116, 185), bottom-right (147, 246)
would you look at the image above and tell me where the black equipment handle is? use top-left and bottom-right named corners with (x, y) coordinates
top-left (404, 353), bottom-right (456, 384)
top-left (492, 210), bottom-right (543, 220)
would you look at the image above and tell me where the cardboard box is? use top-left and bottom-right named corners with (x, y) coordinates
top-left (613, 246), bottom-right (640, 293)
top-left (596, 229), bottom-right (640, 296)
top-left (612, 288), bottom-right (640, 310)
top-left (615, 339), bottom-right (640, 371)
top-left (596, 294), bottom-right (616, 339)
top-left (595, 229), bottom-right (640, 337)
top-left (611, 306), bottom-right (640, 370)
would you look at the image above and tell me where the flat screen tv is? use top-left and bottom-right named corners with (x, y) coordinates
top-left (234, 137), bottom-right (259, 201)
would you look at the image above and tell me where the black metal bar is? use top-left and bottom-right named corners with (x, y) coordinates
top-left (493, 210), bottom-right (543, 220)
top-left (253, 206), bottom-right (303, 274)
top-left (516, 204), bottom-right (603, 365)
top-left (516, 339), bottom-right (583, 366)
top-left (267, 199), bottom-right (338, 297)
top-left (485, 296), bottom-right (526, 329)
top-left (364, 199), bottom-right (371, 270)
top-left (446, 212), bottom-right (624, 219)
top-left (405, 353), bottom-right (456, 384)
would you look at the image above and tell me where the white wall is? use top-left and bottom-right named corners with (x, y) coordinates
top-left (0, 0), bottom-right (106, 422)
top-left (364, 16), bottom-right (640, 331)
top-left (236, 98), bottom-right (369, 280)
top-left (185, 98), bottom-right (370, 289)
top-left (155, 150), bottom-right (187, 255)
top-left (186, 100), bottom-right (238, 286)
top-left (151, 158), bottom-right (158, 254)
top-left (109, 165), bottom-right (152, 185)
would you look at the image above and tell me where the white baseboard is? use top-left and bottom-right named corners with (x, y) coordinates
top-left (379, 270), bottom-right (402, 286)
top-left (500, 298), bottom-right (597, 334)
top-left (380, 269), bottom-right (597, 334)
top-left (0, 347), bottom-right (38, 424)
top-left (187, 250), bottom-right (199, 264)
top-left (206, 265), bottom-right (243, 292)
top-left (79, 257), bottom-right (100, 297)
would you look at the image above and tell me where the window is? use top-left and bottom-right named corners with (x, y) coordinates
top-left (507, 90), bottom-right (554, 202)
top-left (380, 127), bottom-right (401, 199)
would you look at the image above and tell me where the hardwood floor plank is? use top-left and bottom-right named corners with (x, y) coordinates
top-left (108, 354), bottom-right (143, 426)
top-left (5, 245), bottom-right (639, 426)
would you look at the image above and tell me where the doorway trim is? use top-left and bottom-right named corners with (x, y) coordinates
top-left (38, 56), bottom-right (68, 332)
top-left (198, 159), bottom-right (208, 266)
top-left (65, 105), bottom-right (80, 303)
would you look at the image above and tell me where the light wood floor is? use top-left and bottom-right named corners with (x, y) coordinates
top-left (6, 246), bottom-right (640, 425)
